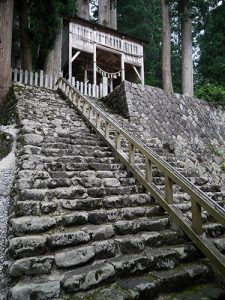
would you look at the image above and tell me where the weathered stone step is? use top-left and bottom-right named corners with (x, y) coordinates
top-left (61, 206), bottom-right (166, 227)
top-left (61, 258), bottom-right (211, 296)
top-left (155, 283), bottom-right (225, 300)
top-left (203, 223), bottom-right (225, 238)
top-left (71, 262), bottom-right (214, 300)
top-left (18, 184), bottom-right (144, 203)
top-left (60, 193), bottom-right (155, 211)
top-left (9, 237), bottom-right (195, 281)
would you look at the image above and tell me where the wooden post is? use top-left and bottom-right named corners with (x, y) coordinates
top-left (165, 176), bottom-right (173, 204)
top-left (93, 43), bottom-right (97, 96)
top-left (13, 68), bottom-right (18, 82)
top-left (105, 122), bottom-right (110, 139)
top-left (141, 56), bottom-right (145, 86)
top-left (19, 69), bottom-right (23, 83)
top-left (121, 53), bottom-right (125, 82)
top-left (40, 70), bottom-right (44, 87)
top-left (110, 77), bottom-right (113, 93)
top-left (84, 69), bottom-right (88, 86)
top-left (96, 113), bottom-right (100, 129)
top-left (29, 71), bottom-right (33, 86)
top-left (24, 70), bottom-right (28, 84)
top-left (145, 157), bottom-right (152, 182)
top-left (129, 142), bottom-right (135, 164)
top-left (191, 198), bottom-right (203, 235)
top-left (34, 72), bottom-right (38, 86)
top-left (69, 23), bottom-right (72, 83)
top-left (115, 132), bottom-right (122, 150)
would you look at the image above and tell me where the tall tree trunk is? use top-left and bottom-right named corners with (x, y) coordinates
top-left (77, 0), bottom-right (90, 20)
top-left (110, 0), bottom-right (117, 30)
top-left (99, 0), bottom-right (117, 29)
top-left (181, 0), bottom-right (193, 96)
top-left (0, 0), bottom-right (14, 106)
top-left (44, 30), bottom-right (62, 79)
top-left (161, 0), bottom-right (173, 93)
top-left (99, 0), bottom-right (110, 27)
top-left (19, 0), bottom-right (32, 71)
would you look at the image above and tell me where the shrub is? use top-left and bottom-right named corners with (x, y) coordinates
top-left (195, 83), bottom-right (225, 105)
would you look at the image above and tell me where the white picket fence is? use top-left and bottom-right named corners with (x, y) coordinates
top-left (70, 76), bottom-right (108, 98)
top-left (12, 68), bottom-right (58, 90)
top-left (12, 68), bottom-right (109, 98)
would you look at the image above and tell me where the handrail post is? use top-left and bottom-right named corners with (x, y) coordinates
top-left (88, 106), bottom-right (93, 121)
top-left (145, 157), bottom-right (152, 182)
top-left (129, 142), bottom-right (135, 165)
top-left (165, 176), bottom-right (173, 204)
top-left (105, 122), bottom-right (110, 139)
top-left (191, 198), bottom-right (203, 235)
top-left (83, 102), bottom-right (87, 115)
top-left (96, 113), bottom-right (101, 130)
top-left (115, 132), bottom-right (122, 150)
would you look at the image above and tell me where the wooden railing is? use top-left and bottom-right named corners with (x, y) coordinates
top-left (56, 77), bottom-right (225, 276)
top-left (71, 23), bottom-right (143, 66)
top-left (12, 68), bottom-right (58, 90)
top-left (12, 68), bottom-right (108, 98)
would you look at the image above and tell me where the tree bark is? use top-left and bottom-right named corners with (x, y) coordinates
top-left (161, 0), bottom-right (173, 93)
top-left (0, 0), bottom-right (14, 106)
top-left (181, 0), bottom-right (193, 96)
top-left (19, 0), bottom-right (32, 71)
top-left (44, 30), bottom-right (62, 79)
top-left (110, 0), bottom-right (117, 30)
top-left (99, 0), bottom-right (117, 29)
top-left (77, 0), bottom-right (90, 20)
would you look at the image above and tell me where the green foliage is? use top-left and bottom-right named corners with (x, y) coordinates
top-left (220, 162), bottom-right (225, 172)
top-left (13, 0), bottom-right (76, 70)
top-left (195, 83), bottom-right (225, 105)
top-left (198, 3), bottom-right (225, 87)
top-left (117, 0), bottom-right (162, 87)
top-left (0, 87), bottom-right (18, 126)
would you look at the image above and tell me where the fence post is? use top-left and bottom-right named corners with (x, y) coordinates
top-left (24, 70), bottom-right (28, 84)
top-left (84, 82), bottom-right (87, 95)
top-left (13, 68), bottom-right (18, 82)
top-left (34, 72), bottom-right (38, 86)
top-left (88, 84), bottom-right (92, 96)
top-left (29, 71), bottom-right (33, 86)
top-left (49, 75), bottom-right (53, 89)
top-left (40, 70), bottom-right (44, 87)
top-left (44, 74), bottom-right (48, 88)
top-left (19, 69), bottom-right (23, 83)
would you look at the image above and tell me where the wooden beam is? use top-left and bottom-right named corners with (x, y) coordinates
top-left (132, 66), bottom-right (142, 81)
top-left (71, 51), bottom-right (81, 62)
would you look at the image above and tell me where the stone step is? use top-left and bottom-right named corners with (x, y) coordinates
top-left (60, 193), bottom-right (155, 211)
top-left (71, 262), bottom-right (214, 300)
top-left (155, 283), bottom-right (225, 300)
top-left (61, 260), bottom-right (212, 296)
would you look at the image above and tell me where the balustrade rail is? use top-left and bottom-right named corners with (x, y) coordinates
top-left (56, 77), bottom-right (225, 276)
top-left (12, 69), bottom-right (108, 98)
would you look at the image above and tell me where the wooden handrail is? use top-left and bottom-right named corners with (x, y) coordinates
top-left (56, 77), bottom-right (225, 275)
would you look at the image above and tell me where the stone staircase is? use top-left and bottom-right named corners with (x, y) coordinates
top-left (7, 85), bottom-right (225, 299)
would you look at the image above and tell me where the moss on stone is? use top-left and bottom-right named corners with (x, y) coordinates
top-left (0, 86), bottom-right (18, 125)
top-left (0, 131), bottom-right (13, 160)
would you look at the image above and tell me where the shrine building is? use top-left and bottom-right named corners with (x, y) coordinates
top-left (62, 16), bottom-right (145, 96)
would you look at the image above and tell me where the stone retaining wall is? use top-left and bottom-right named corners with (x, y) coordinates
top-left (101, 81), bottom-right (225, 186)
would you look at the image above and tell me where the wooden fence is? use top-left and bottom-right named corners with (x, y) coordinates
top-left (12, 68), bottom-right (108, 98)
